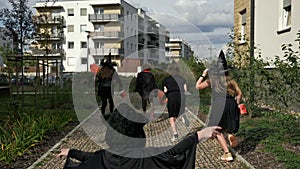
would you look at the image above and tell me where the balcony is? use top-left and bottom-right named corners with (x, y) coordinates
top-left (89, 14), bottom-right (123, 22)
top-left (89, 31), bottom-right (124, 39)
top-left (35, 33), bottom-right (64, 41)
top-left (30, 48), bottom-right (64, 56)
top-left (33, 15), bottom-right (64, 25)
top-left (146, 27), bottom-right (159, 34)
top-left (147, 41), bottom-right (159, 47)
top-left (89, 48), bottom-right (123, 56)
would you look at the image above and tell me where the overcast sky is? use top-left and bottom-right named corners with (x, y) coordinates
top-left (1, 0), bottom-right (234, 59)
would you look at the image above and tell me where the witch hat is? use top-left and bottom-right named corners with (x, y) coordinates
top-left (218, 50), bottom-right (228, 70)
top-left (209, 50), bottom-right (230, 75)
top-left (100, 52), bottom-right (118, 68)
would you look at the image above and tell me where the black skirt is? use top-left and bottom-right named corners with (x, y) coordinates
top-left (207, 96), bottom-right (240, 134)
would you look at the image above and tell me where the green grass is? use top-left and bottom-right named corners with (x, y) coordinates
top-left (237, 110), bottom-right (300, 169)
top-left (0, 88), bottom-right (77, 165)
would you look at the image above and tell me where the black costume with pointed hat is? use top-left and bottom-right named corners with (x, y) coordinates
top-left (206, 50), bottom-right (240, 134)
top-left (96, 53), bottom-right (123, 117)
top-left (135, 63), bottom-right (157, 113)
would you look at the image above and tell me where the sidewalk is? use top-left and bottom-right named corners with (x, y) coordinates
top-left (28, 107), bottom-right (254, 169)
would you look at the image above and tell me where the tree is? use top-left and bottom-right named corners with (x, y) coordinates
top-left (0, 0), bottom-right (34, 54)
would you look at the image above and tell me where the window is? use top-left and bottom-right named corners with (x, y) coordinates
top-left (94, 58), bottom-right (100, 65)
top-left (94, 8), bottom-right (104, 14)
top-left (68, 42), bottom-right (74, 49)
top-left (67, 25), bottom-right (74, 32)
top-left (240, 10), bottom-right (246, 43)
top-left (81, 41), bottom-right (87, 48)
top-left (95, 41), bottom-right (104, 49)
top-left (80, 24), bottom-right (87, 32)
top-left (94, 24), bottom-right (104, 32)
top-left (282, 0), bottom-right (291, 28)
top-left (81, 58), bottom-right (87, 64)
top-left (80, 8), bottom-right (87, 16)
top-left (68, 8), bottom-right (74, 16)
top-left (68, 57), bottom-right (75, 66)
top-left (52, 42), bottom-right (61, 49)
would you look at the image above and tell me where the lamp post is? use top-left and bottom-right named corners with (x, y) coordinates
top-left (85, 30), bottom-right (91, 72)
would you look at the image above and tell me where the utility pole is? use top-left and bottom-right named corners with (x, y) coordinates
top-left (208, 45), bottom-right (217, 58)
top-left (85, 31), bottom-right (91, 72)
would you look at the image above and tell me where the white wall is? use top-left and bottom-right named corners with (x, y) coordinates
top-left (255, 0), bottom-right (300, 63)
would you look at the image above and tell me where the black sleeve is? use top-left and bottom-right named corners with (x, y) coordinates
top-left (152, 74), bottom-right (158, 89)
top-left (135, 73), bottom-right (142, 93)
top-left (114, 72), bottom-right (123, 91)
top-left (163, 133), bottom-right (198, 156)
top-left (68, 149), bottom-right (94, 162)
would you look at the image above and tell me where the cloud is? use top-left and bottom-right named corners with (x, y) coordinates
top-left (173, 0), bottom-right (233, 32)
top-left (126, 0), bottom-right (234, 54)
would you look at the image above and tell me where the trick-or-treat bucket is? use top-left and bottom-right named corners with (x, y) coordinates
top-left (157, 90), bottom-right (167, 105)
top-left (239, 103), bottom-right (247, 115)
top-left (119, 90), bottom-right (127, 98)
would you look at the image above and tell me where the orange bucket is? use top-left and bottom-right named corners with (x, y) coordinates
top-left (239, 104), bottom-right (247, 115)
top-left (157, 90), bottom-right (167, 105)
top-left (119, 90), bottom-right (127, 98)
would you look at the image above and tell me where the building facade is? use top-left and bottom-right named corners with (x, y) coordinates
top-left (165, 38), bottom-right (194, 63)
top-left (234, 0), bottom-right (300, 65)
top-left (33, 0), bottom-right (166, 73)
top-left (254, 0), bottom-right (299, 63)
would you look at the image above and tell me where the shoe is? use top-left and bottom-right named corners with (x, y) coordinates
top-left (171, 133), bottom-right (178, 142)
top-left (182, 115), bottom-right (190, 127)
top-left (221, 152), bottom-right (233, 162)
top-left (228, 134), bottom-right (238, 148)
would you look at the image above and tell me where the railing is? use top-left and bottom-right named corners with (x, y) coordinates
top-left (147, 41), bottom-right (159, 47)
top-left (89, 48), bottom-right (123, 56)
top-left (89, 14), bottom-right (122, 22)
top-left (33, 15), bottom-right (64, 24)
top-left (31, 48), bottom-right (64, 55)
top-left (89, 31), bottom-right (124, 39)
top-left (146, 27), bottom-right (159, 34)
top-left (35, 33), bottom-right (64, 41)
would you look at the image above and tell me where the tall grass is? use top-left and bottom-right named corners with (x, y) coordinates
top-left (0, 109), bottom-right (76, 164)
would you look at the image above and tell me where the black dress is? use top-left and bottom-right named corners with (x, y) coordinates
top-left (135, 71), bottom-right (157, 112)
top-left (96, 68), bottom-right (123, 115)
top-left (162, 75), bottom-right (186, 118)
top-left (207, 91), bottom-right (240, 134)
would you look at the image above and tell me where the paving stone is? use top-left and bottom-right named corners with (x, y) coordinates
top-left (29, 108), bottom-right (252, 169)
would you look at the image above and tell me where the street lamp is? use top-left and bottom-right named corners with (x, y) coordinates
top-left (85, 30), bottom-right (91, 72)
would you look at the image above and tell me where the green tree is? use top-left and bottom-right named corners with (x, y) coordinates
top-left (0, 0), bottom-right (34, 54)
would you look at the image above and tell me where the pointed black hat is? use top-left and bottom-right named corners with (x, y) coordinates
top-left (100, 53), bottom-right (118, 68)
top-left (209, 50), bottom-right (230, 75)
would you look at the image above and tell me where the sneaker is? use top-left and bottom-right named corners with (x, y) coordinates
top-left (171, 133), bottom-right (178, 142)
top-left (228, 134), bottom-right (238, 148)
top-left (221, 152), bottom-right (233, 162)
top-left (182, 115), bottom-right (190, 127)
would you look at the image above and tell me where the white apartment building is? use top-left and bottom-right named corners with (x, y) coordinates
top-left (234, 0), bottom-right (300, 63)
top-left (165, 38), bottom-right (194, 63)
top-left (33, 0), bottom-right (166, 73)
top-left (254, 0), bottom-right (300, 62)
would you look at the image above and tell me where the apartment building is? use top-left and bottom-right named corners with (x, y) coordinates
top-left (234, 0), bottom-right (300, 64)
top-left (33, 0), bottom-right (166, 73)
top-left (165, 38), bottom-right (194, 63)
top-left (233, 0), bottom-right (252, 66)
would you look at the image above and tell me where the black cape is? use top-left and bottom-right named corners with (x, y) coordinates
top-left (135, 71), bottom-right (157, 100)
top-left (63, 133), bottom-right (199, 169)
